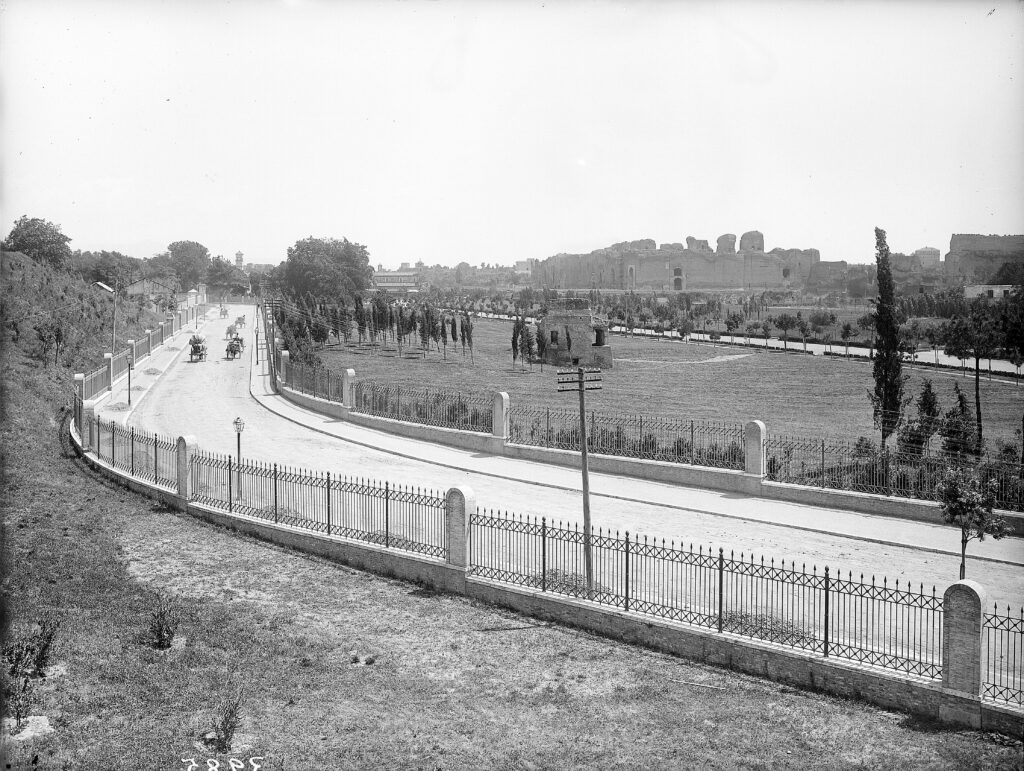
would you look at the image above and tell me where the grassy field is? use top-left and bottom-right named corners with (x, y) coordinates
top-left (320, 317), bottom-right (1023, 449)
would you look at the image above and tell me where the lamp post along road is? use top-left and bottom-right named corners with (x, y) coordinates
top-left (127, 354), bottom-right (134, 406)
top-left (558, 366), bottom-right (602, 596)
top-left (233, 416), bottom-right (245, 499)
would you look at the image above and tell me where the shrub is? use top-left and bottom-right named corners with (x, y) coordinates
top-left (146, 593), bottom-right (179, 650)
top-left (210, 687), bottom-right (245, 753)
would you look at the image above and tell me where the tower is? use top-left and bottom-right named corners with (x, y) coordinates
top-left (235, 251), bottom-right (244, 268)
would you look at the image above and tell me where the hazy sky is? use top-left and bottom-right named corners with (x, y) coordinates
top-left (3, 0), bottom-right (1023, 269)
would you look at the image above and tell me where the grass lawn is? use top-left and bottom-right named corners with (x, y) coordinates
top-left (320, 317), bottom-right (1023, 449)
top-left (3, 346), bottom-right (1023, 769)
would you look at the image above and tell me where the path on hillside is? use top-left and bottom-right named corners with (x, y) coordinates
top-left (109, 306), bottom-right (1024, 606)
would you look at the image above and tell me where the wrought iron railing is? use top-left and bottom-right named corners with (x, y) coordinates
top-left (507, 406), bottom-right (745, 471)
top-left (189, 451), bottom-right (447, 559)
top-left (765, 434), bottom-right (1024, 512)
top-left (93, 418), bottom-right (178, 490)
top-left (352, 380), bottom-right (493, 433)
top-left (984, 605), bottom-right (1024, 706)
top-left (468, 510), bottom-right (945, 679)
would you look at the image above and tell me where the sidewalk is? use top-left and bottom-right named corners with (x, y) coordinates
top-left (245, 323), bottom-right (1024, 569)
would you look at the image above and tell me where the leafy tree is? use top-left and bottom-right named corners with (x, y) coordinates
top-left (161, 240), bottom-right (211, 290)
top-left (857, 313), bottom-right (876, 358)
top-left (936, 466), bottom-right (1012, 579)
top-left (760, 318), bottom-right (772, 349)
top-left (3, 215), bottom-right (73, 268)
top-left (511, 318), bottom-right (521, 366)
top-left (940, 297), bottom-right (1000, 453)
top-left (773, 313), bottom-right (797, 351)
top-left (796, 316), bottom-right (811, 352)
top-left (840, 322), bottom-right (855, 358)
top-left (897, 379), bottom-right (941, 457)
top-left (868, 227), bottom-right (906, 449)
top-left (462, 311), bottom-right (474, 363)
top-left (939, 382), bottom-right (977, 460)
top-left (282, 237), bottom-right (371, 303)
top-left (522, 323), bottom-right (536, 370)
top-left (724, 312), bottom-right (745, 336)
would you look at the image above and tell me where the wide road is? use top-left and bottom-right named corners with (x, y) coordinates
top-left (119, 306), bottom-right (1024, 606)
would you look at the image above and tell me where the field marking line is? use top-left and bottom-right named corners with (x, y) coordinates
top-left (245, 369), bottom-right (1022, 569)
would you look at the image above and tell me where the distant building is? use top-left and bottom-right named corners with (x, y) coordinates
top-left (373, 262), bottom-right (421, 293)
top-left (912, 247), bottom-right (940, 269)
top-left (964, 284), bottom-right (1015, 300)
top-left (125, 277), bottom-right (176, 303)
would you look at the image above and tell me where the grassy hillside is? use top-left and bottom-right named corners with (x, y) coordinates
top-left (1, 254), bottom-right (1020, 768)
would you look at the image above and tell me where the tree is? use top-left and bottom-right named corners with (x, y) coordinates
top-left (3, 215), bottom-right (72, 268)
top-left (725, 312), bottom-right (745, 337)
top-left (857, 313), bottom-right (876, 358)
top-left (940, 297), bottom-right (1000, 453)
top-left (773, 313), bottom-right (797, 351)
top-left (840, 322), bottom-right (855, 358)
top-left (796, 316), bottom-right (811, 352)
top-left (522, 323), bottom-right (536, 370)
top-left (897, 379), bottom-right (942, 457)
top-left (462, 312), bottom-right (474, 363)
top-left (282, 237), bottom-right (371, 304)
top-left (511, 318), bottom-right (521, 367)
top-left (939, 382), bottom-right (976, 461)
top-left (868, 227), bottom-right (906, 449)
top-left (163, 240), bottom-right (211, 290)
top-left (744, 321), bottom-right (759, 346)
top-left (936, 466), bottom-right (1011, 579)
top-left (760, 318), bottom-right (772, 349)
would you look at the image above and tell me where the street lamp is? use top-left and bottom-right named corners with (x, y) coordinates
top-left (255, 327), bottom-right (259, 366)
top-left (127, 353), bottom-right (134, 406)
top-left (95, 281), bottom-right (116, 353)
top-left (233, 416), bottom-right (245, 498)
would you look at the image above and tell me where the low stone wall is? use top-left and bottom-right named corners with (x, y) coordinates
top-left (68, 417), bottom-right (1023, 736)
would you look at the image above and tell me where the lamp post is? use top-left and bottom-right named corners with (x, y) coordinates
top-left (95, 280), bottom-right (117, 353)
top-left (233, 416), bottom-right (245, 498)
top-left (127, 353), bottom-right (134, 406)
top-left (255, 327), bottom-right (259, 366)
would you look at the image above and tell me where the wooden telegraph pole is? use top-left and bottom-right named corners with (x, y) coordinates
top-left (558, 366), bottom-right (602, 596)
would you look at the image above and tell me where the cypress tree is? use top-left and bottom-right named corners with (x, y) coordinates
top-left (869, 227), bottom-right (906, 449)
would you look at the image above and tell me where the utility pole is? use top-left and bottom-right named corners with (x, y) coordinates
top-left (558, 366), bottom-right (602, 596)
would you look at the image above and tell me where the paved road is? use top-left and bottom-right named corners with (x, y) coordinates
top-left (106, 305), bottom-right (1024, 606)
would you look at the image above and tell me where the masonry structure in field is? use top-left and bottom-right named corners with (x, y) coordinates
top-left (538, 298), bottom-right (613, 369)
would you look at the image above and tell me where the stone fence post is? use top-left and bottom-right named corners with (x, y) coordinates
top-left (445, 486), bottom-right (476, 569)
top-left (127, 339), bottom-right (137, 367)
top-left (74, 373), bottom-right (85, 405)
top-left (341, 368), bottom-right (356, 408)
top-left (104, 353), bottom-right (114, 392)
top-left (492, 392), bottom-right (509, 438)
top-left (744, 420), bottom-right (766, 477)
top-left (176, 435), bottom-right (198, 502)
top-left (940, 580), bottom-right (988, 727)
top-left (82, 400), bottom-right (98, 451)
top-left (279, 350), bottom-right (290, 391)
top-left (165, 313), bottom-right (176, 336)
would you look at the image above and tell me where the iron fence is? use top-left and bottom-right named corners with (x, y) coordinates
top-left (468, 510), bottom-right (945, 679)
top-left (83, 364), bottom-right (109, 401)
top-left (984, 605), bottom-right (1024, 706)
top-left (111, 347), bottom-right (131, 382)
top-left (283, 360), bottom-right (346, 403)
top-left (765, 434), bottom-right (1024, 512)
top-left (138, 335), bottom-right (151, 360)
top-left (188, 451), bottom-right (447, 559)
top-left (507, 406), bottom-right (745, 471)
top-left (352, 380), bottom-right (493, 433)
top-left (95, 418), bottom-right (178, 489)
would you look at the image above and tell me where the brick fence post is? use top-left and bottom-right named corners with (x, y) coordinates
top-left (940, 580), bottom-right (989, 727)
top-left (104, 353), bottom-right (114, 392)
top-left (744, 420), bottom-right (766, 476)
top-left (341, 368), bottom-right (356, 408)
top-left (445, 486), bottom-right (476, 569)
top-left (176, 435), bottom-right (198, 502)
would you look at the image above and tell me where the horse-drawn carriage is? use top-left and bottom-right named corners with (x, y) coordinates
top-left (225, 324), bottom-right (236, 339)
top-left (219, 306), bottom-right (229, 318)
top-left (225, 336), bottom-right (245, 360)
top-left (189, 334), bottom-right (208, 362)
top-left (235, 315), bottom-right (246, 328)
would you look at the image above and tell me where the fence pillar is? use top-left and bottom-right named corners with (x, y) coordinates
top-left (341, 368), bottom-right (356, 407)
top-left (104, 353), bottom-right (114, 392)
top-left (743, 420), bottom-right (766, 476)
top-left (940, 580), bottom-right (988, 727)
top-left (165, 313), bottom-right (176, 337)
top-left (445, 486), bottom-right (476, 569)
top-left (74, 373), bottom-right (85, 404)
top-left (176, 435), bottom-right (198, 501)
top-left (127, 339), bottom-right (137, 366)
top-left (279, 350), bottom-right (290, 392)
top-left (490, 392), bottom-right (510, 453)
top-left (82, 400), bottom-right (98, 451)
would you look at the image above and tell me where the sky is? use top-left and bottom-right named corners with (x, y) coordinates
top-left (2, 0), bottom-right (1023, 270)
